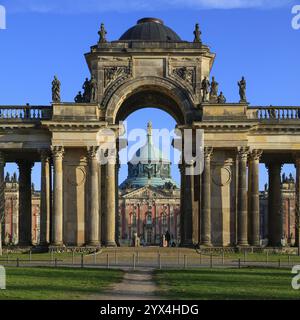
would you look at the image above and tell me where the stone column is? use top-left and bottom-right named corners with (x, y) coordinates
top-left (179, 164), bottom-right (185, 245)
top-left (104, 149), bottom-right (117, 247)
top-left (266, 163), bottom-right (282, 246)
top-left (40, 150), bottom-right (51, 246)
top-left (51, 146), bottom-right (64, 246)
top-left (201, 147), bottom-right (213, 246)
top-left (249, 149), bottom-right (262, 246)
top-left (295, 158), bottom-right (300, 248)
top-left (237, 147), bottom-right (249, 246)
top-left (0, 152), bottom-right (5, 244)
top-left (181, 161), bottom-right (194, 247)
top-left (87, 146), bottom-right (100, 246)
top-left (18, 160), bottom-right (34, 246)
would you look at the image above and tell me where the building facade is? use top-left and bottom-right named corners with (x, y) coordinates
top-left (260, 174), bottom-right (296, 246)
top-left (2, 173), bottom-right (40, 245)
top-left (118, 122), bottom-right (180, 246)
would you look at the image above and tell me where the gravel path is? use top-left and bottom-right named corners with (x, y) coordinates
top-left (93, 268), bottom-right (161, 300)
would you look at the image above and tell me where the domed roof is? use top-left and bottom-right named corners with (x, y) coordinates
top-left (119, 18), bottom-right (182, 42)
top-left (130, 122), bottom-right (170, 164)
top-left (119, 122), bottom-right (178, 189)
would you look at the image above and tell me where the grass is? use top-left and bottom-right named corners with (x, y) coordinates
top-left (0, 267), bottom-right (123, 300)
top-left (154, 267), bottom-right (300, 300)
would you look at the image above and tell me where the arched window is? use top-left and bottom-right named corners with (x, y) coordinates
top-left (162, 212), bottom-right (167, 227)
top-left (146, 212), bottom-right (152, 225)
top-left (132, 212), bottom-right (137, 227)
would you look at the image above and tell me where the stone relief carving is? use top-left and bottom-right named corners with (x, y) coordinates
top-left (212, 166), bottom-right (232, 187)
top-left (104, 66), bottom-right (131, 88)
top-left (67, 167), bottom-right (86, 187)
top-left (172, 66), bottom-right (195, 90)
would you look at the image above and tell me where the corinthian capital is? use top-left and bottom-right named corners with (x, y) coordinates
top-left (249, 149), bottom-right (262, 161)
top-left (51, 146), bottom-right (64, 160)
top-left (237, 146), bottom-right (249, 161)
top-left (87, 146), bottom-right (99, 160)
top-left (0, 151), bottom-right (5, 166)
top-left (204, 147), bottom-right (213, 160)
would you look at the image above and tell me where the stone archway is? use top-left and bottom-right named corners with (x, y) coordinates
top-left (101, 77), bottom-right (200, 247)
top-left (103, 76), bottom-right (197, 125)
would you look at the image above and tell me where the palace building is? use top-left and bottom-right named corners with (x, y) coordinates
top-left (118, 122), bottom-right (180, 246)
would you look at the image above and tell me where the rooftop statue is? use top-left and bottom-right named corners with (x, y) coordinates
top-left (210, 76), bottom-right (218, 102)
top-left (90, 76), bottom-right (98, 103)
top-left (82, 77), bottom-right (91, 102)
top-left (74, 91), bottom-right (83, 103)
top-left (201, 77), bottom-right (210, 102)
top-left (238, 76), bottom-right (247, 102)
top-left (98, 23), bottom-right (107, 43)
top-left (193, 23), bottom-right (202, 43)
top-left (217, 91), bottom-right (226, 104)
top-left (52, 76), bottom-right (61, 103)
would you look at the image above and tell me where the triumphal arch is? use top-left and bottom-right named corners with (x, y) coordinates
top-left (0, 17), bottom-right (299, 248)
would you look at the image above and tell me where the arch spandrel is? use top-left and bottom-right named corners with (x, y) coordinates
top-left (103, 76), bottom-right (199, 125)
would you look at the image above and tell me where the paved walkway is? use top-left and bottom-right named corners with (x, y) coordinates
top-left (94, 268), bottom-right (161, 300)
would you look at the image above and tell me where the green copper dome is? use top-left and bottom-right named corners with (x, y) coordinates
top-left (120, 122), bottom-right (178, 189)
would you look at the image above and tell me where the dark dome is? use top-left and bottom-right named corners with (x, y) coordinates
top-left (119, 18), bottom-right (182, 42)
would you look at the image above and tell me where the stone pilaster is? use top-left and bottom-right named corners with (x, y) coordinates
top-left (266, 162), bottom-right (282, 247)
top-left (237, 147), bottom-right (249, 246)
top-left (201, 147), bottom-right (213, 246)
top-left (249, 149), bottom-right (262, 246)
top-left (51, 146), bottom-right (64, 246)
top-left (87, 146), bottom-right (100, 246)
top-left (104, 149), bottom-right (117, 247)
top-left (17, 160), bottom-right (34, 246)
top-left (40, 150), bottom-right (51, 246)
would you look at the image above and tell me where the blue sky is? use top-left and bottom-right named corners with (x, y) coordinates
top-left (0, 0), bottom-right (299, 189)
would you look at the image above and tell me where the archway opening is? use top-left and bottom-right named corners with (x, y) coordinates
top-left (117, 107), bottom-right (181, 247)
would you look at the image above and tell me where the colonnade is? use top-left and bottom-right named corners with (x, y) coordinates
top-left (0, 146), bottom-right (299, 247)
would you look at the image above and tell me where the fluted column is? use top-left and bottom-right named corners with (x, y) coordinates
top-left (179, 164), bottom-right (185, 245)
top-left (51, 146), bottom-right (64, 246)
top-left (87, 146), bottom-right (100, 246)
top-left (181, 161), bottom-right (194, 247)
top-left (104, 149), bottom-right (117, 247)
top-left (237, 147), bottom-right (249, 246)
top-left (249, 149), bottom-right (262, 246)
top-left (40, 150), bottom-right (51, 245)
top-left (0, 152), bottom-right (5, 245)
top-left (266, 162), bottom-right (282, 246)
top-left (18, 160), bottom-right (34, 246)
top-left (201, 147), bottom-right (213, 246)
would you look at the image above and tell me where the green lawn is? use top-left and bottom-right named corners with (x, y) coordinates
top-left (0, 267), bottom-right (123, 300)
top-left (155, 267), bottom-right (300, 300)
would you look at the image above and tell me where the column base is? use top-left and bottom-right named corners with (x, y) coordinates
top-left (250, 241), bottom-right (260, 247)
top-left (104, 241), bottom-right (117, 247)
top-left (180, 240), bottom-right (194, 247)
top-left (51, 242), bottom-right (64, 247)
top-left (201, 241), bottom-right (212, 247)
top-left (18, 242), bottom-right (32, 247)
top-left (237, 241), bottom-right (249, 247)
top-left (38, 242), bottom-right (50, 247)
top-left (86, 241), bottom-right (100, 247)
